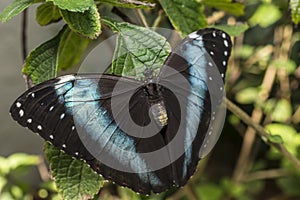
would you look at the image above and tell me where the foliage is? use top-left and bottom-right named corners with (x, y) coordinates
top-left (0, 153), bottom-right (60, 199)
top-left (1, 0), bottom-right (300, 199)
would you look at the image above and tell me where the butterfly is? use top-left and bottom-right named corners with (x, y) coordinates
top-left (10, 28), bottom-right (232, 194)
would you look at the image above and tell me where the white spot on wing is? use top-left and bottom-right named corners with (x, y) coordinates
top-left (31, 93), bottom-right (35, 98)
top-left (27, 118), bottom-right (32, 123)
top-left (224, 51), bottom-right (228, 56)
top-left (49, 106), bottom-right (54, 111)
top-left (16, 102), bottom-right (21, 108)
top-left (224, 40), bottom-right (229, 47)
top-left (222, 61), bottom-right (226, 66)
top-left (37, 125), bottom-right (42, 130)
top-left (212, 31), bottom-right (216, 37)
top-left (50, 135), bottom-right (54, 139)
top-left (210, 51), bottom-right (214, 55)
top-left (62, 144), bottom-right (66, 148)
top-left (19, 109), bottom-right (24, 117)
top-left (57, 75), bottom-right (75, 84)
top-left (222, 33), bottom-right (226, 38)
top-left (60, 113), bottom-right (65, 119)
top-left (188, 32), bottom-right (200, 39)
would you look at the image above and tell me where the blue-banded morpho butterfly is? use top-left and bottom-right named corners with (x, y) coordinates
top-left (10, 28), bottom-right (232, 194)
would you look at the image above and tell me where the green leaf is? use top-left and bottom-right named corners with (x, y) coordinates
top-left (277, 176), bottom-right (300, 196)
top-left (196, 183), bottom-right (224, 200)
top-left (271, 59), bottom-right (297, 74)
top-left (45, 142), bottom-right (104, 200)
top-left (220, 178), bottom-right (246, 198)
top-left (60, 4), bottom-right (101, 39)
top-left (0, 0), bottom-right (35, 22)
top-left (0, 153), bottom-right (39, 175)
top-left (265, 123), bottom-right (300, 156)
top-left (270, 99), bottom-right (292, 122)
top-left (98, 0), bottom-right (155, 9)
top-left (235, 45), bottom-right (254, 59)
top-left (23, 27), bottom-right (64, 84)
top-left (249, 3), bottom-right (282, 28)
top-left (203, 0), bottom-right (245, 16)
top-left (0, 176), bottom-right (7, 193)
top-left (212, 24), bottom-right (249, 37)
top-left (268, 135), bottom-right (284, 144)
top-left (47, 0), bottom-right (94, 12)
top-left (118, 187), bottom-right (143, 200)
top-left (290, 0), bottom-right (300, 25)
top-left (58, 28), bottom-right (90, 70)
top-left (36, 2), bottom-right (61, 26)
top-left (235, 87), bottom-right (259, 104)
top-left (158, 0), bottom-right (206, 36)
top-left (102, 18), bottom-right (171, 78)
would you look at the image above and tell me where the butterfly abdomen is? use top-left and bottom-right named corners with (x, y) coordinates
top-left (149, 101), bottom-right (168, 127)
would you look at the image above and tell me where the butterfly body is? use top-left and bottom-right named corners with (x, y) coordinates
top-left (10, 28), bottom-right (232, 194)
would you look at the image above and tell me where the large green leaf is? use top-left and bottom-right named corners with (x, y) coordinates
top-left (58, 28), bottom-right (91, 70)
top-left (60, 4), bottom-right (101, 38)
top-left (22, 27), bottom-right (64, 84)
top-left (47, 0), bottom-right (94, 12)
top-left (290, 0), bottom-right (300, 25)
top-left (203, 0), bottom-right (245, 16)
top-left (0, 0), bottom-right (36, 22)
top-left (158, 0), bottom-right (206, 36)
top-left (102, 18), bottom-right (171, 78)
top-left (45, 143), bottom-right (104, 200)
top-left (98, 0), bottom-right (155, 9)
top-left (36, 2), bottom-right (61, 26)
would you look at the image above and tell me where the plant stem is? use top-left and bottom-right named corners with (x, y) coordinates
top-left (152, 10), bottom-right (164, 29)
top-left (21, 9), bottom-right (34, 89)
top-left (21, 9), bottom-right (27, 61)
top-left (241, 169), bottom-right (289, 182)
top-left (232, 26), bottom-right (285, 182)
top-left (135, 9), bottom-right (148, 28)
top-left (226, 98), bottom-right (300, 172)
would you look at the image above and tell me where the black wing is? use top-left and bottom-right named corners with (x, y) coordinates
top-left (10, 28), bottom-right (232, 195)
top-left (10, 74), bottom-right (176, 194)
top-left (158, 28), bottom-right (232, 186)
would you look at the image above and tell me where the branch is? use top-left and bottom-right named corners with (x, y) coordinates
top-left (21, 9), bottom-right (34, 89)
top-left (226, 98), bottom-right (300, 171)
top-left (241, 169), bottom-right (290, 182)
